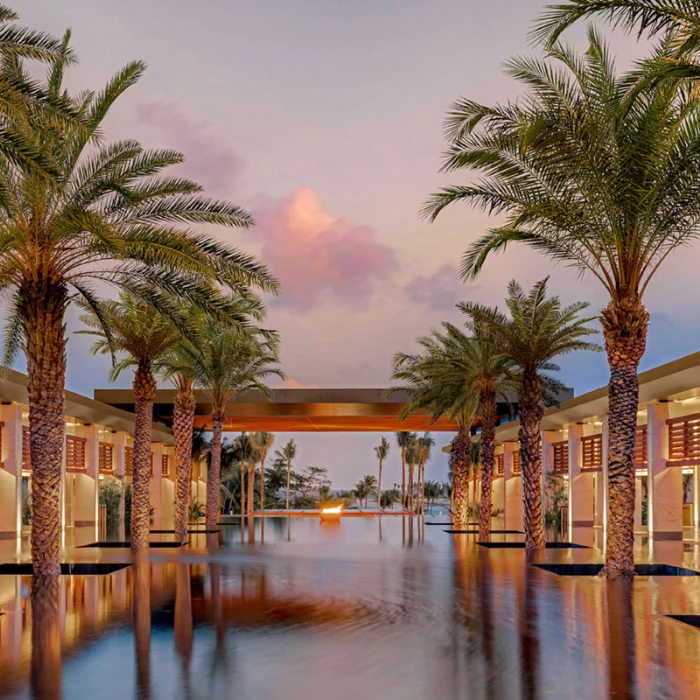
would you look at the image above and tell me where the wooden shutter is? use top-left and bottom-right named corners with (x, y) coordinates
top-left (99, 443), bottom-right (114, 473)
top-left (552, 440), bottom-right (568, 474)
top-left (512, 451), bottom-right (521, 475)
top-left (22, 426), bottom-right (31, 470)
top-left (634, 426), bottom-right (647, 469)
top-left (667, 412), bottom-right (700, 466)
top-left (496, 453), bottom-right (504, 476)
top-left (66, 435), bottom-right (87, 471)
top-left (581, 434), bottom-right (602, 470)
top-left (162, 454), bottom-right (170, 477)
top-left (125, 447), bottom-right (134, 476)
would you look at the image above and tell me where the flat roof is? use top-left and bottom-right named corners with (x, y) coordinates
top-left (494, 349), bottom-right (700, 442)
top-left (1, 368), bottom-right (174, 444)
top-left (95, 387), bottom-right (463, 432)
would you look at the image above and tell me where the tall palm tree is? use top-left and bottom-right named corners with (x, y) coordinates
top-left (533, 1), bottom-right (700, 47)
top-left (276, 439), bottom-right (297, 510)
top-left (186, 327), bottom-right (284, 529)
top-left (405, 445), bottom-right (419, 513)
top-left (80, 293), bottom-right (182, 548)
top-left (374, 437), bottom-right (390, 510)
top-left (231, 432), bottom-right (257, 519)
top-left (415, 433), bottom-right (435, 515)
top-left (424, 31), bottom-right (700, 574)
top-left (460, 280), bottom-right (599, 550)
top-left (395, 432), bottom-right (416, 510)
top-left (0, 43), bottom-right (276, 575)
top-left (252, 432), bottom-right (275, 511)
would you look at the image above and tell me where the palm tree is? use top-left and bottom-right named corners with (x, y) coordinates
top-left (355, 475), bottom-right (378, 509)
top-left (353, 480), bottom-right (370, 509)
top-left (276, 439), bottom-right (298, 510)
top-left (0, 42), bottom-right (277, 574)
top-left (80, 293), bottom-right (182, 549)
top-left (460, 280), bottom-right (599, 550)
top-left (187, 328), bottom-right (284, 529)
top-left (231, 433), bottom-right (257, 519)
top-left (532, 1), bottom-right (700, 47)
top-left (415, 433), bottom-right (435, 515)
top-left (391, 322), bottom-right (511, 532)
top-left (252, 432), bottom-right (275, 511)
top-left (374, 437), bottom-right (390, 511)
top-left (395, 432), bottom-right (416, 510)
top-left (424, 31), bottom-right (700, 574)
top-left (405, 445), bottom-right (419, 513)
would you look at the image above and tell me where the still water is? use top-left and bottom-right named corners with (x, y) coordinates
top-left (1, 517), bottom-right (700, 699)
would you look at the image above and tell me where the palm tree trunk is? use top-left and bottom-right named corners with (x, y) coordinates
top-left (173, 382), bottom-right (195, 542)
top-left (247, 463), bottom-right (255, 513)
top-left (401, 451), bottom-right (406, 510)
top-left (452, 427), bottom-right (472, 529)
top-left (479, 389), bottom-right (497, 540)
top-left (260, 454), bottom-right (266, 511)
top-left (206, 412), bottom-right (224, 531)
top-left (378, 460), bottom-right (382, 511)
top-left (132, 362), bottom-right (157, 550)
top-left (408, 467), bottom-right (414, 512)
top-left (240, 462), bottom-right (246, 518)
top-left (22, 282), bottom-right (68, 576)
top-left (286, 460), bottom-right (291, 510)
top-left (601, 299), bottom-right (649, 578)
top-left (449, 472), bottom-right (455, 514)
top-left (519, 370), bottom-right (545, 550)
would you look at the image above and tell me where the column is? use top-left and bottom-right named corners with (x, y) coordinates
top-left (150, 442), bottom-right (163, 530)
top-left (541, 431), bottom-right (557, 521)
top-left (568, 423), bottom-right (595, 546)
top-left (504, 442), bottom-right (521, 531)
top-left (112, 431), bottom-right (126, 539)
top-left (492, 448), bottom-right (505, 524)
top-left (161, 447), bottom-right (175, 530)
top-left (601, 416), bottom-right (609, 545)
top-left (694, 463), bottom-right (700, 529)
top-left (74, 425), bottom-right (100, 545)
top-left (0, 405), bottom-right (22, 556)
top-left (648, 402), bottom-right (682, 541)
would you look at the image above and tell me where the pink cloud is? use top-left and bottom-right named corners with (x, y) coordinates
top-left (404, 264), bottom-right (466, 311)
top-left (134, 102), bottom-right (243, 196)
top-left (255, 188), bottom-right (397, 310)
top-left (279, 378), bottom-right (320, 389)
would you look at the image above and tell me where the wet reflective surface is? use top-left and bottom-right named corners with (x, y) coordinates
top-left (1, 518), bottom-right (700, 699)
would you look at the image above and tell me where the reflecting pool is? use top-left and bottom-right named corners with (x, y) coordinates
top-left (1, 517), bottom-right (700, 699)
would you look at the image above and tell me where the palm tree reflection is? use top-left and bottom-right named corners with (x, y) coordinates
top-left (30, 575), bottom-right (62, 700)
top-left (174, 563), bottom-right (193, 698)
top-left (132, 560), bottom-right (151, 700)
top-left (519, 555), bottom-right (540, 700)
top-left (607, 579), bottom-right (637, 698)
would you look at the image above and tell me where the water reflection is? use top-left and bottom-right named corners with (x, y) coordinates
top-left (30, 576), bottom-right (61, 700)
top-left (0, 519), bottom-right (699, 698)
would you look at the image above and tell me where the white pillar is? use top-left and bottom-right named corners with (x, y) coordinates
top-left (85, 425), bottom-right (99, 541)
top-left (601, 416), bottom-right (609, 546)
top-left (1, 405), bottom-right (23, 556)
top-left (150, 442), bottom-right (163, 530)
top-left (112, 431), bottom-right (126, 538)
top-left (648, 402), bottom-right (682, 540)
top-left (541, 431), bottom-right (557, 520)
top-left (503, 442), bottom-right (521, 531)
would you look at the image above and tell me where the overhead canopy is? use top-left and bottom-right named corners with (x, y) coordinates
top-left (95, 388), bottom-right (464, 432)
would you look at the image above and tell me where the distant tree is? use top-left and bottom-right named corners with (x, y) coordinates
top-left (380, 488), bottom-right (402, 509)
top-left (275, 439), bottom-right (298, 510)
top-left (374, 437), bottom-right (390, 510)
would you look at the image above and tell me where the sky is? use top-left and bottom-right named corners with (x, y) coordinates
top-left (18, 1), bottom-right (700, 489)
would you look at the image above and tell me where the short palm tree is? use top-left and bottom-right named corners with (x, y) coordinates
top-left (355, 475), bottom-right (378, 509)
top-left (80, 293), bottom-right (182, 548)
top-left (392, 321), bottom-right (513, 534)
top-left (373, 437), bottom-right (390, 510)
top-left (415, 433), bottom-right (435, 515)
top-left (460, 280), bottom-right (599, 550)
top-left (275, 439), bottom-right (298, 510)
top-left (424, 31), bottom-right (700, 573)
top-left (395, 432), bottom-right (416, 510)
top-left (187, 327), bottom-right (284, 529)
top-left (231, 432), bottom-right (257, 518)
top-left (0, 41), bottom-right (276, 574)
top-left (252, 432), bottom-right (275, 511)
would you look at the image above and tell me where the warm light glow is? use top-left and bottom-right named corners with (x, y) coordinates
top-left (321, 506), bottom-right (342, 514)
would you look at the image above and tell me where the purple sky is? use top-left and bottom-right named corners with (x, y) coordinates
top-left (19, 1), bottom-right (700, 488)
